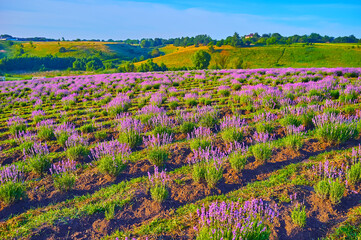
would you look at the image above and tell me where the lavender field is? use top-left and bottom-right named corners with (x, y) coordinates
top-left (1, 68), bottom-right (361, 239)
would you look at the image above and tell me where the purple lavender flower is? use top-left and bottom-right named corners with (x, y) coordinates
top-left (143, 133), bottom-right (173, 148)
top-left (50, 159), bottom-right (77, 175)
top-left (0, 165), bottom-right (24, 184)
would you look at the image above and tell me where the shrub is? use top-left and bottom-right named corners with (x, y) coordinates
top-left (228, 147), bottom-right (248, 171)
top-left (329, 179), bottom-right (345, 205)
top-left (346, 163), bottom-right (361, 186)
top-left (118, 117), bottom-right (144, 149)
top-left (204, 162), bottom-right (223, 189)
top-left (147, 147), bottom-right (169, 167)
top-left (80, 123), bottom-right (94, 133)
top-left (221, 127), bottom-right (243, 143)
top-left (106, 94), bottom-right (131, 116)
top-left (190, 138), bottom-right (212, 151)
top-left (314, 179), bottom-right (330, 200)
top-left (280, 115), bottom-right (302, 127)
top-left (195, 199), bottom-right (276, 240)
top-left (291, 204), bottom-right (307, 228)
top-left (255, 122), bottom-right (274, 133)
top-left (7, 116), bottom-right (27, 136)
top-left (91, 140), bottom-right (131, 176)
top-left (94, 130), bottom-right (107, 141)
top-left (168, 101), bottom-right (179, 110)
top-left (65, 134), bottom-right (89, 161)
top-left (251, 143), bottom-right (273, 164)
top-left (148, 166), bottom-right (168, 203)
top-left (50, 159), bottom-right (77, 192)
top-left (37, 119), bottom-right (55, 141)
top-left (179, 122), bottom-right (196, 134)
top-left (0, 165), bottom-right (25, 204)
top-left (313, 113), bottom-right (358, 145)
top-left (25, 142), bottom-right (51, 175)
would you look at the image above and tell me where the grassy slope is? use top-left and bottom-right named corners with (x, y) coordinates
top-left (136, 43), bottom-right (361, 68)
top-left (1, 41), bottom-right (152, 61)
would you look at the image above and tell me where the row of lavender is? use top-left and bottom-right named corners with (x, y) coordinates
top-left (1, 68), bottom-right (361, 239)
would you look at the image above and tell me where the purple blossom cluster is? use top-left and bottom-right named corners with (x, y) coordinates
top-left (106, 94), bottom-right (131, 111)
top-left (14, 131), bottom-right (36, 144)
top-left (187, 127), bottom-right (213, 140)
top-left (148, 165), bottom-right (169, 187)
top-left (312, 160), bottom-right (345, 180)
top-left (137, 105), bottom-right (166, 116)
top-left (36, 119), bottom-right (55, 129)
top-left (54, 122), bottom-right (76, 137)
top-left (220, 116), bottom-right (247, 130)
top-left (254, 112), bottom-right (277, 123)
top-left (149, 114), bottom-right (175, 128)
top-left (195, 199), bottom-right (278, 238)
top-left (90, 140), bottom-right (131, 161)
top-left (189, 146), bottom-right (226, 167)
top-left (0, 165), bottom-right (24, 184)
top-left (149, 93), bottom-right (165, 106)
top-left (253, 131), bottom-right (274, 143)
top-left (118, 117), bottom-right (144, 133)
top-left (226, 141), bottom-right (248, 154)
top-left (285, 125), bottom-right (306, 135)
top-left (143, 133), bottom-right (173, 148)
top-left (32, 110), bottom-right (45, 118)
top-left (50, 159), bottom-right (77, 175)
top-left (184, 93), bottom-right (198, 100)
top-left (7, 116), bottom-right (26, 128)
top-left (312, 113), bottom-right (357, 127)
top-left (351, 145), bottom-right (361, 164)
top-left (24, 142), bottom-right (50, 159)
top-left (65, 134), bottom-right (88, 149)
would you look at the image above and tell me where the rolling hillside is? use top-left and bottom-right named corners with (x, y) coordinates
top-left (136, 43), bottom-right (361, 69)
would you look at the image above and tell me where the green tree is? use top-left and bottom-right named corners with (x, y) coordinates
top-left (59, 47), bottom-right (66, 53)
top-left (150, 48), bottom-right (161, 57)
top-left (191, 50), bottom-right (211, 70)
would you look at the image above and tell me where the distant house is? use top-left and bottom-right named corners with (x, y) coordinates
top-left (0, 76), bottom-right (5, 81)
top-left (245, 33), bottom-right (254, 39)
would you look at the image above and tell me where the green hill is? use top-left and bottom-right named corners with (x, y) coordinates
top-left (136, 43), bottom-right (361, 69)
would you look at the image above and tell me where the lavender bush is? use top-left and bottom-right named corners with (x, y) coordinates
top-left (0, 165), bottom-right (25, 204)
top-left (227, 142), bottom-right (249, 171)
top-left (188, 127), bottom-right (213, 151)
top-left (54, 122), bottom-right (76, 147)
top-left (220, 116), bottom-right (247, 143)
top-left (90, 140), bottom-right (131, 176)
top-left (195, 199), bottom-right (278, 240)
top-left (118, 117), bottom-right (144, 148)
top-left (7, 116), bottom-right (27, 136)
top-left (25, 142), bottom-right (51, 175)
top-left (312, 113), bottom-right (358, 144)
top-left (37, 119), bottom-right (55, 141)
top-left (144, 133), bottom-right (173, 167)
top-left (148, 166), bottom-right (169, 203)
top-left (65, 134), bottom-right (89, 161)
top-left (50, 159), bottom-right (77, 192)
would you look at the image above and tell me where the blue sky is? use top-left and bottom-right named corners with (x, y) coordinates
top-left (0, 0), bottom-right (360, 40)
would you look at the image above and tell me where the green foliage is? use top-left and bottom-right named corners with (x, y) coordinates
top-left (168, 101), bottom-right (179, 110)
top-left (80, 123), bottom-right (95, 133)
top-left (190, 138), bottom-right (211, 151)
top-left (329, 179), bottom-right (345, 204)
top-left (0, 181), bottom-right (25, 205)
top-left (37, 126), bottom-right (55, 141)
top-left (9, 123), bottom-right (26, 136)
top-left (280, 115), bottom-right (302, 127)
top-left (94, 130), bottom-right (107, 141)
top-left (191, 50), bottom-right (211, 70)
top-left (199, 114), bottom-right (218, 128)
top-left (148, 147), bottom-right (168, 167)
top-left (53, 172), bottom-right (76, 192)
top-left (138, 59), bottom-right (167, 72)
top-left (221, 127), bottom-right (243, 143)
top-left (291, 205), bottom-right (307, 228)
top-left (228, 150), bottom-right (248, 171)
top-left (283, 134), bottom-right (304, 151)
top-left (192, 163), bottom-right (205, 183)
top-left (255, 122), bottom-right (274, 133)
top-left (118, 130), bottom-right (142, 149)
top-left (28, 154), bottom-right (51, 175)
top-left (315, 179), bottom-right (330, 200)
top-left (185, 98), bottom-right (198, 107)
top-left (346, 163), bottom-right (361, 186)
top-left (150, 184), bottom-right (168, 203)
top-left (66, 145), bottom-right (89, 161)
top-left (179, 122), bottom-right (196, 134)
top-left (251, 143), bottom-right (273, 164)
top-left (204, 163), bottom-right (223, 189)
top-left (315, 122), bottom-right (358, 145)
top-left (98, 155), bottom-right (127, 176)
